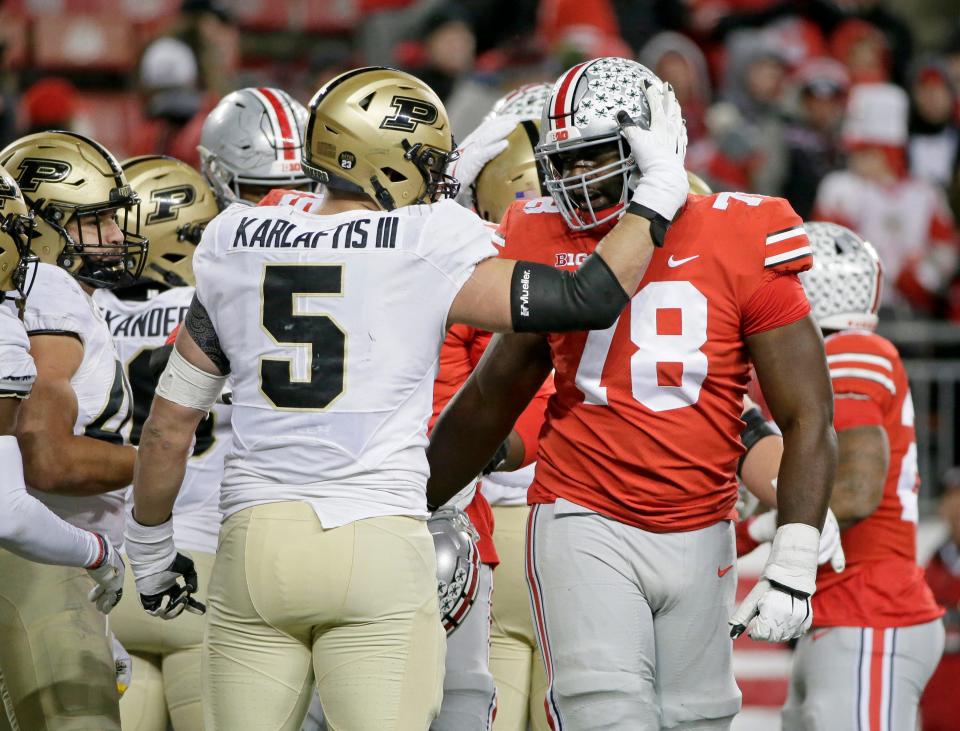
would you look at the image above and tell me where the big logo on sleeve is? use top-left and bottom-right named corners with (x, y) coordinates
top-left (146, 184), bottom-right (197, 224)
top-left (14, 158), bottom-right (72, 193)
top-left (379, 95), bottom-right (439, 132)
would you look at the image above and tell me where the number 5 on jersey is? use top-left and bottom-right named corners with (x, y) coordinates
top-left (575, 280), bottom-right (708, 412)
top-left (260, 263), bottom-right (347, 410)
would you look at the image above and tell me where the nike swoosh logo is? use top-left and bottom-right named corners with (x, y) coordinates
top-left (667, 254), bottom-right (699, 268)
top-left (717, 564), bottom-right (734, 577)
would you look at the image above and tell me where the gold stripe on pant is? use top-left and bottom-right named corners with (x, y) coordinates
top-left (0, 549), bottom-right (120, 731)
top-left (111, 550), bottom-right (215, 731)
top-left (489, 505), bottom-right (549, 731)
top-left (203, 501), bottom-right (445, 731)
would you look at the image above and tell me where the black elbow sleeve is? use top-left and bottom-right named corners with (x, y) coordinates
top-left (510, 254), bottom-right (629, 333)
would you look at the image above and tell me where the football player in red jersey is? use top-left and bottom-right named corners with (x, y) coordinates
top-left (427, 57), bottom-right (837, 731)
top-left (766, 222), bottom-right (941, 731)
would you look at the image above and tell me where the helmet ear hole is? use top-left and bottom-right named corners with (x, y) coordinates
top-left (380, 167), bottom-right (408, 183)
top-left (358, 93), bottom-right (374, 111)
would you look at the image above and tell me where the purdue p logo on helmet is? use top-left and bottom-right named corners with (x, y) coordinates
top-left (123, 155), bottom-right (219, 288)
top-left (0, 131), bottom-right (147, 289)
top-left (303, 67), bottom-right (460, 210)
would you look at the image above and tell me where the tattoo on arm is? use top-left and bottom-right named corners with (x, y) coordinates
top-left (184, 295), bottom-right (231, 374)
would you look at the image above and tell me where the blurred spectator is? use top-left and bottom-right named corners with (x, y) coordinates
top-left (780, 57), bottom-right (849, 219)
top-left (718, 30), bottom-right (790, 194)
top-left (908, 58), bottom-right (959, 199)
top-left (813, 83), bottom-right (959, 315)
top-left (0, 41), bottom-right (16, 148)
top-left (412, 6), bottom-right (477, 102)
top-left (538, 0), bottom-right (686, 54)
top-left (829, 18), bottom-right (891, 84)
top-left (19, 77), bottom-right (78, 135)
top-left (640, 31), bottom-right (712, 143)
top-left (944, 27), bottom-right (960, 114)
top-left (920, 475), bottom-right (960, 731)
top-left (129, 37), bottom-right (213, 167)
top-left (170, 0), bottom-right (239, 97)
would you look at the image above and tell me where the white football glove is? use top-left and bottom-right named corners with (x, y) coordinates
top-left (748, 508), bottom-right (846, 573)
top-left (617, 80), bottom-right (689, 223)
top-left (124, 515), bottom-right (205, 620)
top-left (86, 533), bottom-right (125, 614)
top-left (446, 112), bottom-right (522, 192)
top-left (730, 523), bottom-right (819, 643)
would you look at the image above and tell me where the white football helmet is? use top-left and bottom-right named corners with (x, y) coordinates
top-left (537, 57), bottom-right (660, 230)
top-left (428, 505), bottom-right (481, 635)
top-left (486, 81), bottom-right (553, 122)
top-left (198, 87), bottom-right (312, 209)
top-left (800, 222), bottom-right (883, 331)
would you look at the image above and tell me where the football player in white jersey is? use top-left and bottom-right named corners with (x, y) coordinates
top-left (94, 155), bottom-right (224, 731)
top-left (0, 132), bottom-right (146, 731)
top-left (127, 65), bottom-right (688, 731)
top-left (0, 166), bottom-right (126, 600)
top-left (198, 86), bottom-right (314, 209)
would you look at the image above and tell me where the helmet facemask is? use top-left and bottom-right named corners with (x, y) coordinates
top-left (0, 208), bottom-right (39, 304)
top-left (46, 190), bottom-right (148, 289)
top-left (538, 136), bottom-right (637, 230)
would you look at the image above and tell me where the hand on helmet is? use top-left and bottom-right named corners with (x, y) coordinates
top-left (86, 533), bottom-right (125, 614)
top-left (730, 523), bottom-right (819, 643)
top-left (617, 81), bottom-right (689, 225)
top-left (447, 113), bottom-right (523, 193)
top-left (125, 515), bottom-right (206, 620)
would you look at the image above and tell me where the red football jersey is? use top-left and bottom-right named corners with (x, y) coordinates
top-left (812, 330), bottom-right (943, 627)
top-left (429, 324), bottom-right (554, 565)
top-left (496, 193), bottom-right (813, 532)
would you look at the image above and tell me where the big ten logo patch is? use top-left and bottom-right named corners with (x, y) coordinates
top-left (555, 252), bottom-right (587, 267)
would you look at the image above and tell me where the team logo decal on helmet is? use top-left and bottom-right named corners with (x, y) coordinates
top-left (146, 184), bottom-right (198, 225)
top-left (379, 95), bottom-right (440, 132)
top-left (14, 158), bottom-right (72, 192)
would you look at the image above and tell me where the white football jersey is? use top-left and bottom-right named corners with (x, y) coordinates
top-left (194, 198), bottom-right (498, 527)
top-left (481, 463), bottom-right (536, 507)
top-left (7, 264), bottom-right (131, 545)
top-left (0, 304), bottom-right (36, 397)
top-left (95, 286), bottom-right (230, 554)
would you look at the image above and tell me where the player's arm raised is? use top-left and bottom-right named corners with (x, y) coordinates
top-left (427, 332), bottom-right (553, 508)
top-left (17, 334), bottom-right (137, 494)
top-left (448, 82), bottom-right (689, 334)
top-left (126, 296), bottom-right (226, 620)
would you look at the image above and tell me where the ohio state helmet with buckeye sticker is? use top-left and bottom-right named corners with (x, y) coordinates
top-left (537, 57), bottom-right (660, 231)
top-left (799, 221), bottom-right (883, 331)
top-left (428, 505), bottom-right (481, 635)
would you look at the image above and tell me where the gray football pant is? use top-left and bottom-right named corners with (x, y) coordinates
top-left (526, 500), bottom-right (741, 731)
top-left (782, 619), bottom-right (945, 731)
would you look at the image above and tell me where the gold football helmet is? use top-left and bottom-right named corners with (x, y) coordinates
top-left (473, 119), bottom-right (546, 223)
top-left (687, 171), bottom-right (713, 196)
top-left (303, 66), bottom-right (460, 210)
top-left (0, 131), bottom-right (147, 289)
top-left (122, 155), bottom-right (219, 288)
top-left (0, 166), bottom-right (37, 301)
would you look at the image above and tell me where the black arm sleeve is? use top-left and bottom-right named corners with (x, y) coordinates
top-left (510, 254), bottom-right (629, 333)
top-left (184, 294), bottom-right (231, 375)
top-left (737, 406), bottom-right (778, 475)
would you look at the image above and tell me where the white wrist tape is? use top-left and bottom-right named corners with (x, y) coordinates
top-left (765, 522), bottom-right (820, 597)
top-left (124, 514), bottom-right (176, 579)
top-left (155, 347), bottom-right (226, 413)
